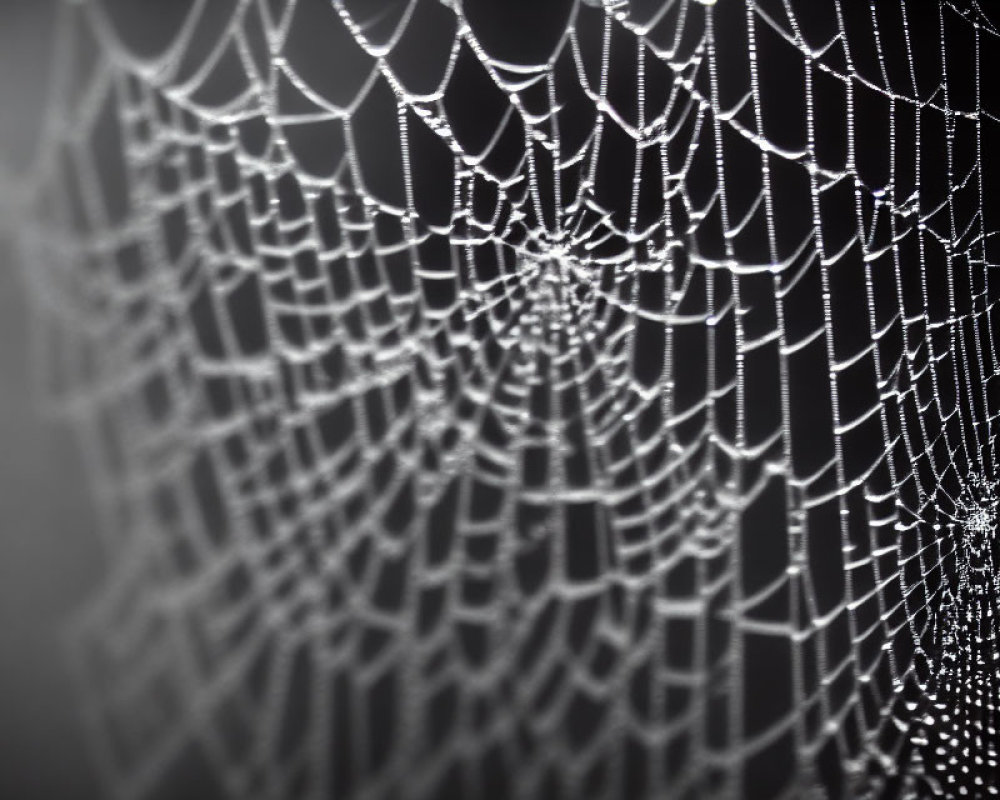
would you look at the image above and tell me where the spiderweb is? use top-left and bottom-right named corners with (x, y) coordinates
top-left (7, 0), bottom-right (1000, 797)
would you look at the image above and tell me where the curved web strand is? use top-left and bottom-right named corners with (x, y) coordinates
top-left (7, 0), bottom-right (1000, 798)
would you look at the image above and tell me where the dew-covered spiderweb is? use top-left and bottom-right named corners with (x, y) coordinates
top-left (7, 0), bottom-right (1000, 797)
